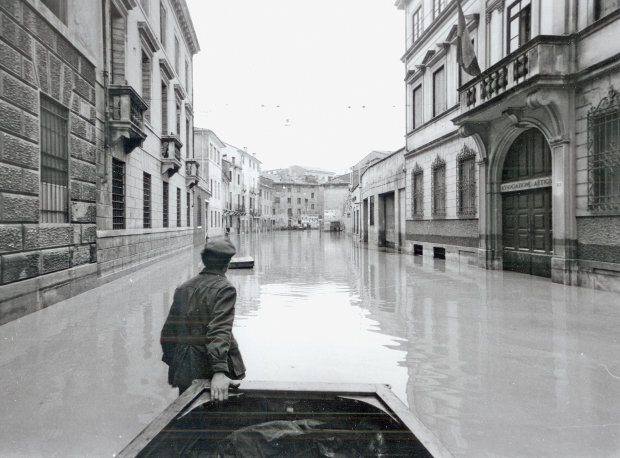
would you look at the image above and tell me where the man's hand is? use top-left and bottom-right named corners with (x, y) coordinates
top-left (210, 372), bottom-right (240, 401)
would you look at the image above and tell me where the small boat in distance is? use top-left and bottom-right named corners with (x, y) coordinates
top-left (117, 380), bottom-right (453, 457)
top-left (229, 256), bottom-right (254, 269)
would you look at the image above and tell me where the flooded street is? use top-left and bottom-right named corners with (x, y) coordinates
top-left (1, 231), bottom-right (620, 457)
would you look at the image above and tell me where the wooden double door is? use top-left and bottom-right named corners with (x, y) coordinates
top-left (501, 128), bottom-right (553, 278)
top-left (502, 188), bottom-right (552, 277)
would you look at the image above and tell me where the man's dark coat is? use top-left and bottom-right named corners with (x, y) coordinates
top-left (160, 267), bottom-right (246, 388)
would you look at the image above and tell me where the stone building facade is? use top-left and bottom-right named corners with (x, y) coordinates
top-left (0, 0), bottom-right (101, 324)
top-left (271, 180), bottom-right (322, 229)
top-left (396, 0), bottom-right (620, 290)
top-left (194, 128), bottom-right (225, 239)
top-left (96, 0), bottom-right (200, 277)
top-left (360, 148), bottom-right (407, 249)
top-left (259, 175), bottom-right (275, 230)
top-left (0, 0), bottom-right (200, 324)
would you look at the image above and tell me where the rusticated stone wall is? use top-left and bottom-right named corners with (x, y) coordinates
top-left (0, 2), bottom-right (99, 308)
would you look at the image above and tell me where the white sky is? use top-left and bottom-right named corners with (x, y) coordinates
top-left (186, 0), bottom-right (405, 174)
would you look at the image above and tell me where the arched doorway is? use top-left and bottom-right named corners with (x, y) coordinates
top-left (501, 128), bottom-right (553, 277)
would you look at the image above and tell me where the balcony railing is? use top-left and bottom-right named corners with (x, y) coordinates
top-left (185, 159), bottom-right (200, 188)
top-left (161, 135), bottom-right (183, 177)
top-left (108, 85), bottom-right (148, 153)
top-left (457, 36), bottom-right (572, 116)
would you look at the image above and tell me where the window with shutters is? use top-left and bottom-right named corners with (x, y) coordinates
top-left (186, 192), bottom-right (190, 226)
top-left (141, 50), bottom-right (151, 123)
top-left (40, 96), bottom-right (69, 223)
top-left (412, 85), bottom-right (423, 129)
top-left (433, 66), bottom-right (446, 117)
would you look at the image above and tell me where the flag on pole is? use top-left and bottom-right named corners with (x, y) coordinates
top-left (456, 0), bottom-right (481, 76)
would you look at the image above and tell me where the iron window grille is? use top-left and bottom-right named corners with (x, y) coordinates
top-left (588, 87), bottom-right (620, 212)
top-left (412, 164), bottom-right (424, 219)
top-left (40, 96), bottom-right (69, 223)
top-left (431, 156), bottom-right (446, 217)
top-left (143, 172), bottom-right (152, 228)
top-left (176, 187), bottom-right (181, 227)
top-left (197, 195), bottom-right (202, 226)
top-left (163, 181), bottom-right (169, 227)
top-left (112, 158), bottom-right (126, 229)
top-left (457, 146), bottom-right (477, 217)
top-left (186, 192), bottom-right (190, 226)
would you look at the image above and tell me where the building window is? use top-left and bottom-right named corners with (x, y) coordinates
top-left (40, 96), bottom-right (69, 223)
top-left (412, 165), bottom-right (424, 218)
top-left (297, 197), bottom-right (301, 204)
top-left (112, 158), bottom-right (126, 229)
top-left (457, 146), bottom-right (477, 217)
top-left (432, 66), bottom-right (446, 117)
top-left (433, 0), bottom-right (447, 19)
top-left (431, 156), bottom-right (446, 217)
top-left (275, 197), bottom-right (280, 204)
top-left (141, 51), bottom-right (152, 123)
top-left (186, 192), bottom-right (190, 226)
top-left (161, 82), bottom-right (168, 134)
top-left (186, 118), bottom-right (190, 157)
top-left (507, 0), bottom-right (531, 54)
top-left (176, 101), bottom-right (181, 136)
top-left (311, 192), bottom-right (315, 198)
top-left (185, 60), bottom-right (190, 89)
top-left (174, 36), bottom-right (180, 74)
top-left (287, 197), bottom-right (291, 204)
top-left (588, 88), bottom-right (620, 212)
top-left (143, 172), bottom-right (151, 228)
top-left (160, 1), bottom-right (167, 48)
top-left (412, 8), bottom-right (422, 42)
top-left (287, 208), bottom-right (292, 217)
top-left (41, 0), bottom-right (67, 24)
top-left (110, 6), bottom-right (126, 85)
top-left (163, 181), bottom-right (169, 227)
top-left (311, 204), bottom-right (315, 209)
top-left (594, 0), bottom-right (620, 20)
top-left (412, 85), bottom-right (423, 129)
top-left (369, 196), bottom-right (375, 226)
top-left (176, 187), bottom-right (181, 226)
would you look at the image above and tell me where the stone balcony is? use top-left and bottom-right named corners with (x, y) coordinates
top-left (161, 135), bottom-right (183, 177)
top-left (108, 85), bottom-right (148, 153)
top-left (454, 36), bottom-right (573, 125)
top-left (185, 159), bottom-right (200, 188)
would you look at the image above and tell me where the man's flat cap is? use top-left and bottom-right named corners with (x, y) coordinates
top-left (204, 237), bottom-right (236, 260)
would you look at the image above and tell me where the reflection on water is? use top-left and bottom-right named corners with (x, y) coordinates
top-left (1, 231), bottom-right (620, 457)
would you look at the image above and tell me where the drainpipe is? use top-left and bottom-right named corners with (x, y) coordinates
top-left (101, 0), bottom-right (110, 184)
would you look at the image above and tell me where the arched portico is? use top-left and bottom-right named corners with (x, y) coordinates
top-left (458, 87), bottom-right (578, 284)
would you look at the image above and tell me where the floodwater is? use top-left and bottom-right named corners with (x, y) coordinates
top-left (1, 231), bottom-right (620, 457)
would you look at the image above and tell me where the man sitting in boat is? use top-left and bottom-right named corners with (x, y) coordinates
top-left (160, 238), bottom-right (246, 400)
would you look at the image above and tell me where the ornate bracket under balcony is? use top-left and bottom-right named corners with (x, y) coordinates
top-left (185, 159), bottom-right (200, 188)
top-left (161, 135), bottom-right (183, 177)
top-left (108, 85), bottom-right (148, 154)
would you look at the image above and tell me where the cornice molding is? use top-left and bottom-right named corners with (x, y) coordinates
top-left (170, 0), bottom-right (200, 55)
top-left (138, 21), bottom-right (160, 56)
top-left (159, 58), bottom-right (174, 81)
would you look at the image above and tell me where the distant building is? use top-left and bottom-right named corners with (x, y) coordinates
top-left (259, 175), bottom-right (275, 230)
top-left (395, 0), bottom-right (620, 290)
top-left (271, 180), bottom-right (322, 229)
